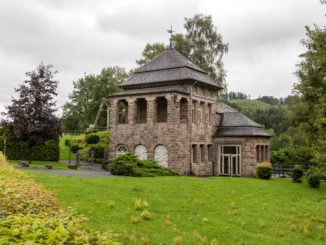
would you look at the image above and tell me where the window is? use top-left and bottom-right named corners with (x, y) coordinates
top-left (200, 102), bottom-right (205, 125)
top-left (116, 145), bottom-right (128, 155)
top-left (208, 145), bottom-right (212, 161)
top-left (180, 98), bottom-right (188, 124)
top-left (135, 145), bottom-right (147, 160)
top-left (256, 145), bottom-right (269, 162)
top-left (200, 144), bottom-right (205, 162)
top-left (136, 98), bottom-right (147, 123)
top-left (219, 145), bottom-right (241, 176)
top-left (192, 144), bottom-right (197, 163)
top-left (192, 100), bottom-right (197, 124)
top-left (156, 97), bottom-right (167, 122)
top-left (118, 100), bottom-right (128, 124)
top-left (208, 104), bottom-right (212, 126)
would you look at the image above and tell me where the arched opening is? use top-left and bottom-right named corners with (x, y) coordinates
top-left (136, 98), bottom-right (147, 123)
top-left (116, 144), bottom-right (128, 155)
top-left (117, 100), bottom-right (128, 124)
top-left (156, 97), bottom-right (167, 122)
top-left (135, 144), bottom-right (147, 160)
top-left (154, 145), bottom-right (168, 167)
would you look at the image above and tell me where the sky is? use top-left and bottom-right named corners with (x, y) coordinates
top-left (0, 0), bottom-right (325, 116)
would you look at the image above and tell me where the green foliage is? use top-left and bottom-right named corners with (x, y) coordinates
top-left (63, 66), bottom-right (128, 130)
top-left (137, 14), bottom-right (228, 88)
top-left (306, 167), bottom-right (322, 188)
top-left (256, 163), bottom-right (273, 179)
top-left (0, 138), bottom-right (59, 161)
top-left (64, 138), bottom-right (71, 146)
top-left (84, 128), bottom-right (99, 134)
top-left (89, 146), bottom-right (105, 159)
top-left (85, 134), bottom-right (100, 144)
top-left (291, 165), bottom-right (304, 183)
top-left (70, 144), bottom-right (81, 153)
top-left (0, 153), bottom-right (116, 244)
top-left (109, 153), bottom-right (179, 177)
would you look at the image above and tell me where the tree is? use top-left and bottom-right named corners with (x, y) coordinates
top-left (137, 14), bottom-right (228, 88)
top-left (63, 66), bottom-right (128, 130)
top-left (293, 2), bottom-right (326, 171)
top-left (2, 63), bottom-right (62, 163)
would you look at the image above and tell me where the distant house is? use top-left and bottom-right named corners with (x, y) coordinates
top-left (109, 47), bottom-right (270, 177)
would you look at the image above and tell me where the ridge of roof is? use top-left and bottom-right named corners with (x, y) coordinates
top-left (136, 48), bottom-right (206, 74)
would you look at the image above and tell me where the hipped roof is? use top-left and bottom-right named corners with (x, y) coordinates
top-left (121, 48), bottom-right (222, 90)
top-left (214, 103), bottom-right (270, 138)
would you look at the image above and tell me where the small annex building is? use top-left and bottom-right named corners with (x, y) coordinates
top-left (109, 47), bottom-right (270, 177)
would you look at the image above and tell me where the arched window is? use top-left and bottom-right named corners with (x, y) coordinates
top-left (154, 145), bottom-right (168, 167)
top-left (116, 144), bottom-right (128, 155)
top-left (135, 145), bottom-right (147, 160)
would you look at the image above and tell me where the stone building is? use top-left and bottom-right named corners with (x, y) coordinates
top-left (109, 47), bottom-right (270, 177)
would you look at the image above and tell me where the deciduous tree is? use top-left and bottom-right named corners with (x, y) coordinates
top-left (2, 63), bottom-right (62, 163)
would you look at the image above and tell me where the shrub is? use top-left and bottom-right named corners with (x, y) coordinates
top-left (109, 153), bottom-right (179, 177)
top-left (70, 144), bottom-right (80, 153)
top-left (64, 138), bottom-right (71, 146)
top-left (306, 167), bottom-right (321, 188)
top-left (85, 134), bottom-right (100, 144)
top-left (0, 152), bottom-right (117, 244)
top-left (0, 138), bottom-right (59, 161)
top-left (89, 146), bottom-right (105, 159)
top-left (292, 165), bottom-right (304, 183)
top-left (84, 129), bottom-right (98, 134)
top-left (256, 163), bottom-right (273, 179)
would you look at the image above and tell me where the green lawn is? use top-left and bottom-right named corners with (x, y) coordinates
top-left (9, 160), bottom-right (70, 170)
top-left (28, 172), bottom-right (326, 244)
top-left (59, 135), bottom-right (76, 160)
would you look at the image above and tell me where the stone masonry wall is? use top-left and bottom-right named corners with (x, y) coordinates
top-left (213, 137), bottom-right (270, 177)
top-left (109, 83), bottom-right (218, 176)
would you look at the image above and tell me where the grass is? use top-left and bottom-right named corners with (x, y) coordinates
top-left (59, 135), bottom-right (76, 160)
top-left (9, 160), bottom-right (70, 170)
top-left (28, 172), bottom-right (326, 244)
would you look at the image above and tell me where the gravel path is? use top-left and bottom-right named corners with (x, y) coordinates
top-left (17, 161), bottom-right (120, 178)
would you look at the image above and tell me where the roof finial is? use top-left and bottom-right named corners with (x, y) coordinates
top-left (167, 25), bottom-right (175, 49)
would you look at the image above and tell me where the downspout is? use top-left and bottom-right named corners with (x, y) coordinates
top-left (212, 134), bottom-right (215, 176)
top-left (189, 81), bottom-right (197, 175)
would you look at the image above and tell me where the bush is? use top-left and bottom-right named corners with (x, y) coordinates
top-left (306, 167), bottom-right (321, 188)
top-left (0, 152), bottom-right (116, 244)
top-left (70, 144), bottom-right (81, 153)
top-left (85, 134), bottom-right (100, 144)
top-left (0, 138), bottom-right (59, 161)
top-left (89, 146), bottom-right (105, 159)
top-left (109, 153), bottom-right (179, 177)
top-left (256, 163), bottom-right (273, 179)
top-left (84, 129), bottom-right (98, 134)
top-left (64, 138), bottom-right (71, 146)
top-left (291, 165), bottom-right (304, 183)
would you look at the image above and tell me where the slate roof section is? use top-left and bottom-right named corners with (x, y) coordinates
top-left (121, 48), bottom-right (222, 89)
top-left (214, 111), bottom-right (270, 138)
top-left (109, 85), bottom-right (189, 97)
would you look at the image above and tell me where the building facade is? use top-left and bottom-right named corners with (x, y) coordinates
top-left (109, 48), bottom-right (270, 177)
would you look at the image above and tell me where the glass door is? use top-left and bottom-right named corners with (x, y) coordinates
top-left (219, 145), bottom-right (241, 176)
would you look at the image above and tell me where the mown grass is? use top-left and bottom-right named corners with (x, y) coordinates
top-left (9, 160), bottom-right (70, 170)
top-left (59, 135), bottom-right (76, 160)
top-left (29, 172), bottom-right (326, 244)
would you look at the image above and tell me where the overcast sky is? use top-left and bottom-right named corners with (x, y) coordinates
top-left (0, 0), bottom-right (324, 116)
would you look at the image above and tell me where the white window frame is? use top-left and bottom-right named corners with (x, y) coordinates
top-left (116, 144), bottom-right (128, 155)
top-left (219, 145), bottom-right (241, 176)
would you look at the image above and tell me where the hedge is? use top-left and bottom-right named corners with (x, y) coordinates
top-left (0, 138), bottom-right (59, 161)
top-left (0, 152), bottom-right (117, 244)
